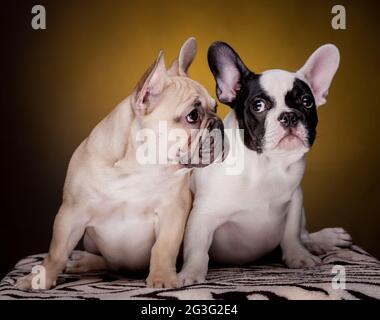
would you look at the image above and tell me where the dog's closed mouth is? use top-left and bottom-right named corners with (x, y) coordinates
top-left (280, 133), bottom-right (301, 141)
top-left (277, 133), bottom-right (306, 149)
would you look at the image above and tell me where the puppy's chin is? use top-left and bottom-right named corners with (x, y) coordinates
top-left (265, 133), bottom-right (310, 156)
top-left (277, 134), bottom-right (306, 151)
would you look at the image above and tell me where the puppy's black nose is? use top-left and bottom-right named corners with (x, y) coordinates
top-left (278, 112), bottom-right (299, 128)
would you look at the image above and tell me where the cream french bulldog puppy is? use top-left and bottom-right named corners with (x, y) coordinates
top-left (179, 42), bottom-right (352, 285)
top-left (17, 38), bottom-right (223, 290)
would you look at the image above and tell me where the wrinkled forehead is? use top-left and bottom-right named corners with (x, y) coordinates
top-left (259, 70), bottom-right (299, 100)
top-left (168, 76), bottom-right (216, 109)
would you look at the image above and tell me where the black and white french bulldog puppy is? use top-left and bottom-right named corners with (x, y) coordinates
top-left (179, 41), bottom-right (352, 285)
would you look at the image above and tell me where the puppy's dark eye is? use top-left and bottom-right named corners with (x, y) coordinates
top-left (301, 94), bottom-right (313, 108)
top-left (251, 98), bottom-right (267, 113)
top-left (186, 109), bottom-right (199, 124)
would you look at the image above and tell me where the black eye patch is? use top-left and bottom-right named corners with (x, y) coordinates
top-left (285, 78), bottom-right (318, 146)
top-left (232, 73), bottom-right (273, 153)
top-left (285, 79), bottom-right (315, 110)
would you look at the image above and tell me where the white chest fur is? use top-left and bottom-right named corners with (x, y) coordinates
top-left (84, 164), bottom-right (188, 271)
top-left (191, 112), bottom-right (306, 264)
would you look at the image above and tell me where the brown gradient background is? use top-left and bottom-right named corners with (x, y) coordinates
top-left (2, 0), bottom-right (380, 277)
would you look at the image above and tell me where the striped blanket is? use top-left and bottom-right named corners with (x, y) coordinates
top-left (1, 245), bottom-right (379, 300)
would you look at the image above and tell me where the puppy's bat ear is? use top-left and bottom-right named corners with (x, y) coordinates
top-left (297, 44), bottom-right (340, 107)
top-left (179, 37), bottom-right (197, 76)
top-left (133, 50), bottom-right (167, 115)
top-left (208, 41), bottom-right (250, 106)
top-left (167, 37), bottom-right (197, 77)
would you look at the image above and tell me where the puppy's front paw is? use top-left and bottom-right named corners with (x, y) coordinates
top-left (283, 246), bottom-right (322, 269)
top-left (146, 271), bottom-right (179, 289)
top-left (178, 269), bottom-right (207, 286)
top-left (16, 272), bottom-right (56, 291)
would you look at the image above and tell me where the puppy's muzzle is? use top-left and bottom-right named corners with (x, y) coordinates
top-left (278, 111), bottom-right (304, 129)
top-left (203, 117), bottom-right (227, 163)
top-left (207, 118), bottom-right (224, 134)
top-left (183, 117), bottom-right (226, 168)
